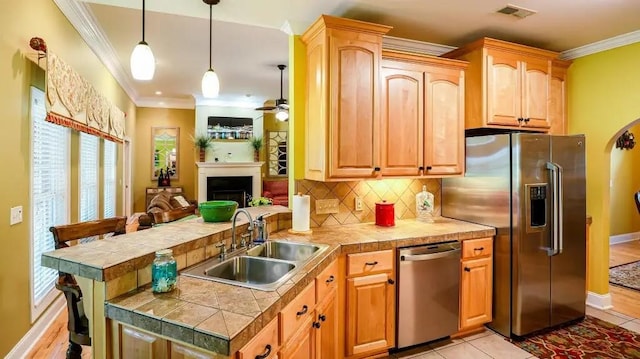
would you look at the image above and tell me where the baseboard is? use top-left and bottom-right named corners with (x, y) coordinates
top-left (586, 291), bottom-right (613, 310)
top-left (6, 294), bottom-right (65, 359)
top-left (609, 232), bottom-right (640, 245)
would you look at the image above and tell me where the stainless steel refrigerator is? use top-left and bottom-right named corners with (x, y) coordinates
top-left (442, 133), bottom-right (586, 338)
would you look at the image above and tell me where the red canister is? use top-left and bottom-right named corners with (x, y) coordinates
top-left (375, 200), bottom-right (395, 226)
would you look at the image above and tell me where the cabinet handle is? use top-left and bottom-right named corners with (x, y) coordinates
top-left (388, 278), bottom-right (395, 285)
top-left (374, 167), bottom-right (381, 172)
top-left (474, 247), bottom-right (484, 251)
top-left (296, 305), bottom-right (308, 316)
top-left (418, 166), bottom-right (424, 170)
top-left (524, 118), bottom-right (530, 123)
top-left (325, 275), bottom-right (335, 283)
top-left (426, 166), bottom-right (432, 170)
top-left (313, 321), bottom-right (321, 329)
top-left (365, 261), bottom-right (378, 266)
top-left (255, 344), bottom-right (271, 359)
top-left (464, 267), bottom-right (471, 272)
top-left (517, 117), bottom-right (523, 122)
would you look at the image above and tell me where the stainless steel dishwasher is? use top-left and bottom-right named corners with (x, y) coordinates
top-left (397, 241), bottom-right (461, 349)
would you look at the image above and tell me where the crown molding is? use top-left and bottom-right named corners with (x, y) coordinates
top-left (560, 30), bottom-right (640, 60)
top-left (195, 96), bottom-right (264, 109)
top-left (382, 35), bottom-right (456, 56)
top-left (136, 96), bottom-right (195, 110)
top-left (53, 0), bottom-right (139, 103)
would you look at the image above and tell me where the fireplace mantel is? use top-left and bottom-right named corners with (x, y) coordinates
top-left (196, 162), bottom-right (264, 204)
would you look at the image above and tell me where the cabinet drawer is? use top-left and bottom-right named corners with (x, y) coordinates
top-left (315, 259), bottom-right (338, 302)
top-left (462, 237), bottom-right (493, 259)
top-left (237, 316), bottom-right (279, 359)
top-left (347, 250), bottom-right (393, 277)
top-left (280, 281), bottom-right (315, 344)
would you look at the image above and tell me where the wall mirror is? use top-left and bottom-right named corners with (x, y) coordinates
top-left (152, 127), bottom-right (179, 180)
top-left (267, 130), bottom-right (287, 177)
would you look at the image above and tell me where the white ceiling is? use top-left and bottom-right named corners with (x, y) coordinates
top-left (61, 0), bottom-right (640, 109)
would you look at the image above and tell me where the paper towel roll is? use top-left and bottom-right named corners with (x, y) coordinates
top-left (292, 194), bottom-right (310, 232)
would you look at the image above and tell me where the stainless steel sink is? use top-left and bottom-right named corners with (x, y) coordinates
top-left (182, 255), bottom-right (296, 291)
top-left (246, 240), bottom-right (323, 262)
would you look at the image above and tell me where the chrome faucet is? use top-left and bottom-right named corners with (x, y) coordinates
top-left (254, 213), bottom-right (270, 243)
top-left (231, 209), bottom-right (253, 250)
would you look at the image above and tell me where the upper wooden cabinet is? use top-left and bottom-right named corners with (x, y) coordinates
top-left (302, 15), bottom-right (392, 181)
top-left (443, 38), bottom-right (567, 132)
top-left (381, 50), bottom-right (466, 177)
top-left (549, 59), bottom-right (571, 135)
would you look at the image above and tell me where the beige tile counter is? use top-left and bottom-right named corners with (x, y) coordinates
top-left (42, 206), bottom-right (494, 356)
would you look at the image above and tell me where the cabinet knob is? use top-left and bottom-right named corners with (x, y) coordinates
top-left (325, 275), bottom-right (335, 283)
top-left (313, 321), bottom-right (321, 329)
top-left (296, 305), bottom-right (308, 316)
top-left (464, 267), bottom-right (471, 272)
top-left (255, 344), bottom-right (272, 359)
top-left (374, 167), bottom-right (381, 172)
top-left (319, 314), bottom-right (326, 322)
top-left (388, 278), bottom-right (395, 285)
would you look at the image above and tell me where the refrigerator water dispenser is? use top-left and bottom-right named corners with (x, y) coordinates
top-left (526, 184), bottom-right (547, 231)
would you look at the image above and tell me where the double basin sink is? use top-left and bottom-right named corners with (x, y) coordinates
top-left (181, 240), bottom-right (329, 291)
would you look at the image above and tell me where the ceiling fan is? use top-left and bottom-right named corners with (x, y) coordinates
top-left (255, 64), bottom-right (289, 121)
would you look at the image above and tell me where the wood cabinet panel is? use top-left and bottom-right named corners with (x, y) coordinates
top-left (237, 316), bottom-right (279, 359)
top-left (315, 288), bottom-right (339, 359)
top-left (346, 273), bottom-right (395, 356)
top-left (280, 282), bottom-right (316, 344)
top-left (460, 256), bottom-right (493, 329)
top-left (347, 250), bottom-right (393, 276)
top-left (120, 325), bottom-right (168, 359)
top-left (549, 60), bottom-right (571, 135)
top-left (521, 56), bottom-right (551, 129)
top-left (486, 51), bottom-right (521, 127)
top-left (461, 237), bottom-right (493, 259)
top-left (279, 316), bottom-right (315, 359)
top-left (170, 342), bottom-right (217, 359)
top-left (316, 259), bottom-right (338, 302)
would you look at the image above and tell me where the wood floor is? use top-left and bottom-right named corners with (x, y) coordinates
top-left (608, 240), bottom-right (640, 319)
top-left (25, 308), bottom-right (91, 359)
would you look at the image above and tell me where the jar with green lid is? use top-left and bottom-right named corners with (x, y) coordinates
top-left (152, 249), bottom-right (177, 293)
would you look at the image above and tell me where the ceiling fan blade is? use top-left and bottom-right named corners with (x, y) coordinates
top-left (254, 105), bottom-right (277, 111)
top-left (278, 103), bottom-right (289, 110)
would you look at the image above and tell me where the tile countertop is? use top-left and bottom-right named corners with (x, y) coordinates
top-left (101, 216), bottom-right (495, 357)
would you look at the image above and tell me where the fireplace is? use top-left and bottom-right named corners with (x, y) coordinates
top-left (196, 162), bottom-right (263, 205)
top-left (207, 176), bottom-right (252, 207)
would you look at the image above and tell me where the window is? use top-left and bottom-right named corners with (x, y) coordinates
top-left (104, 140), bottom-right (117, 218)
top-left (79, 132), bottom-right (99, 243)
top-left (30, 86), bottom-right (70, 321)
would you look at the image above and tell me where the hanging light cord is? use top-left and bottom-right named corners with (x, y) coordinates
top-left (208, 3), bottom-right (212, 70)
top-left (141, 0), bottom-right (146, 43)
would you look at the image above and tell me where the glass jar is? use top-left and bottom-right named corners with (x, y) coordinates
top-left (151, 249), bottom-right (177, 293)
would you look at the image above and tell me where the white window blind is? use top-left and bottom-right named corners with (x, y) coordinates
top-left (30, 86), bottom-right (70, 320)
top-left (103, 140), bottom-right (116, 218)
top-left (79, 132), bottom-right (99, 243)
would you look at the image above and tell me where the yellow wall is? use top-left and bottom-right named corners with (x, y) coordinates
top-left (133, 107), bottom-right (196, 212)
top-left (289, 35), bottom-right (307, 201)
top-left (609, 122), bottom-right (640, 236)
top-left (568, 42), bottom-right (640, 295)
top-left (0, 0), bottom-right (135, 355)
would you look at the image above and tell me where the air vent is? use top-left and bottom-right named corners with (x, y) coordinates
top-left (497, 4), bottom-right (537, 19)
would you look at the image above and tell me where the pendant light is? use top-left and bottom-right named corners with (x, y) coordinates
top-left (202, 0), bottom-right (220, 98)
top-left (130, 0), bottom-right (155, 80)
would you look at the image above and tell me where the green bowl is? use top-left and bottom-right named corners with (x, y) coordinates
top-left (199, 200), bottom-right (238, 222)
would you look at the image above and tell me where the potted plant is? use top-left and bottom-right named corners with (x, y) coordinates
top-left (250, 136), bottom-right (263, 162)
top-left (191, 133), bottom-right (212, 162)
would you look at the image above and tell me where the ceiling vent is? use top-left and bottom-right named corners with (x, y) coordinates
top-left (497, 4), bottom-right (537, 19)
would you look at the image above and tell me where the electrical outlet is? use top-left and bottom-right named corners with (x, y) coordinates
top-left (355, 197), bottom-right (363, 211)
top-left (10, 206), bottom-right (23, 225)
top-left (316, 199), bottom-right (339, 214)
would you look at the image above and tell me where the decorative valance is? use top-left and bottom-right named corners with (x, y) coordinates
top-left (29, 37), bottom-right (126, 142)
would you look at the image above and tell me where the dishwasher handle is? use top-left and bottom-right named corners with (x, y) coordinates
top-left (400, 247), bottom-right (461, 261)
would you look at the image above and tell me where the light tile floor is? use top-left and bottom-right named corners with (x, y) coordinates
top-left (386, 306), bottom-right (640, 359)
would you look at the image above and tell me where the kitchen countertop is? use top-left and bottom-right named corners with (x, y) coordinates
top-left (42, 207), bottom-right (495, 357)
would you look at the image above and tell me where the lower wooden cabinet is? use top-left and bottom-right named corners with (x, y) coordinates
top-left (346, 272), bottom-right (395, 356)
top-left (459, 242), bottom-right (493, 330)
top-left (120, 325), bottom-right (168, 359)
top-left (315, 288), bottom-right (339, 359)
top-left (237, 316), bottom-right (280, 359)
top-left (170, 342), bottom-right (217, 359)
top-left (279, 316), bottom-right (316, 359)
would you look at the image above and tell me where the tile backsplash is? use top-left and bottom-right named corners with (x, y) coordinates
top-left (295, 179), bottom-right (441, 227)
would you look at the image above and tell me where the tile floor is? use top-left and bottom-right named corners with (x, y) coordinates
top-left (386, 306), bottom-right (640, 359)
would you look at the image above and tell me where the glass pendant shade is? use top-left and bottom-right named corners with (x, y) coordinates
top-left (275, 109), bottom-right (289, 121)
top-left (201, 69), bottom-right (220, 98)
top-left (130, 41), bottom-right (155, 80)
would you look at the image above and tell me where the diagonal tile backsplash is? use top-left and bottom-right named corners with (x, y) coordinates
top-left (295, 179), bottom-right (441, 227)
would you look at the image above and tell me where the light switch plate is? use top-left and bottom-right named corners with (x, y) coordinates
top-left (316, 199), bottom-right (340, 215)
top-left (10, 206), bottom-right (23, 225)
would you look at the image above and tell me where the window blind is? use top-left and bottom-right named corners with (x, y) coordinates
top-left (79, 132), bottom-right (99, 243)
top-left (30, 86), bottom-right (70, 316)
top-left (103, 140), bottom-right (116, 218)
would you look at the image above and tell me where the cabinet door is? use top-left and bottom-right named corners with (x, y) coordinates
top-left (486, 51), bottom-right (521, 127)
top-left (380, 63), bottom-right (423, 176)
top-left (346, 273), bottom-right (395, 356)
top-left (549, 62), bottom-right (568, 135)
top-left (424, 66), bottom-right (464, 175)
top-left (521, 56), bottom-right (551, 129)
top-left (120, 325), bottom-right (168, 359)
top-left (460, 257), bottom-right (493, 329)
top-left (329, 34), bottom-right (381, 178)
top-left (279, 316), bottom-right (315, 359)
top-left (170, 342), bottom-right (216, 359)
top-left (315, 288), bottom-right (338, 359)
top-left (237, 316), bottom-right (279, 359)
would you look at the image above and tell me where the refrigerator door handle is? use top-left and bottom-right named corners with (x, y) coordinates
top-left (546, 161), bottom-right (564, 256)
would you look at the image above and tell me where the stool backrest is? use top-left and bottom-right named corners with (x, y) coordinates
top-left (635, 191), bottom-right (640, 215)
top-left (49, 216), bottom-right (127, 250)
